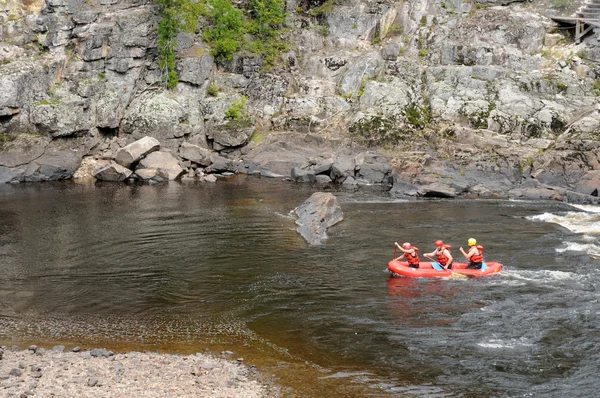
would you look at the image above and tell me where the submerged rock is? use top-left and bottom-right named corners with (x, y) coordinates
top-left (292, 192), bottom-right (344, 245)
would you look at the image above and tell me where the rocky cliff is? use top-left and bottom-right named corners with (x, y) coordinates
top-left (0, 0), bottom-right (599, 202)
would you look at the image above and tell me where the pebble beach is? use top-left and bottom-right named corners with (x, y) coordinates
top-left (0, 345), bottom-right (279, 398)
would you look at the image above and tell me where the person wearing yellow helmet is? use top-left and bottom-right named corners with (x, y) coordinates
top-left (459, 238), bottom-right (484, 269)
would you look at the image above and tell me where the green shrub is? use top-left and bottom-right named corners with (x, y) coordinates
top-left (592, 80), bottom-right (600, 96)
top-left (418, 48), bottom-right (428, 57)
top-left (155, 0), bottom-right (203, 89)
top-left (202, 0), bottom-right (244, 61)
top-left (550, 0), bottom-right (568, 8)
top-left (225, 96), bottom-right (247, 120)
top-left (405, 104), bottom-right (431, 128)
top-left (207, 83), bottom-right (219, 96)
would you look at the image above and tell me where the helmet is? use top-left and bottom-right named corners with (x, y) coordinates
top-left (435, 240), bottom-right (444, 247)
top-left (402, 242), bottom-right (412, 250)
top-left (468, 238), bottom-right (476, 246)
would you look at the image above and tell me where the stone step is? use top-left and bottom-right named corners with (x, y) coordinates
top-left (576, 11), bottom-right (600, 18)
top-left (579, 7), bottom-right (600, 13)
top-left (584, 3), bottom-right (600, 8)
top-left (590, 0), bottom-right (600, 5)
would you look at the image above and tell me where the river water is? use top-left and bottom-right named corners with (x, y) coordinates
top-left (0, 176), bottom-right (598, 397)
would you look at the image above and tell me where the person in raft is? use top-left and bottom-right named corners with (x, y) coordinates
top-left (424, 240), bottom-right (453, 269)
top-left (459, 238), bottom-right (484, 269)
top-left (394, 242), bottom-right (420, 268)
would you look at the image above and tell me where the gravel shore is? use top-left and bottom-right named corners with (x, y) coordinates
top-left (0, 345), bottom-right (278, 397)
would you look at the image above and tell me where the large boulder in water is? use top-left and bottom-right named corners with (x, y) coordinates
top-left (115, 136), bottom-right (160, 169)
top-left (135, 151), bottom-right (184, 181)
top-left (292, 192), bottom-right (344, 245)
top-left (94, 161), bottom-right (133, 182)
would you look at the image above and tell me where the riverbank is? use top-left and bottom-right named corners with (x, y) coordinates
top-left (0, 345), bottom-right (279, 398)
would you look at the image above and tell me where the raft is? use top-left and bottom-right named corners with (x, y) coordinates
top-left (387, 260), bottom-right (502, 278)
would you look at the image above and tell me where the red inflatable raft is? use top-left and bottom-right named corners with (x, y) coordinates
top-left (388, 260), bottom-right (503, 278)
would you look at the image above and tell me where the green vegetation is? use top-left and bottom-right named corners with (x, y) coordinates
top-left (155, 0), bottom-right (203, 89)
top-left (33, 97), bottom-right (61, 107)
top-left (592, 80), bottom-right (600, 96)
top-left (0, 133), bottom-right (16, 149)
top-left (348, 116), bottom-right (410, 148)
top-left (550, 0), bottom-right (569, 8)
top-left (405, 104), bottom-right (431, 128)
top-left (225, 96), bottom-right (247, 120)
top-left (308, 0), bottom-right (334, 17)
top-left (202, 0), bottom-right (287, 68)
top-left (250, 130), bottom-right (265, 144)
top-left (206, 82), bottom-right (219, 97)
top-left (154, 0), bottom-right (288, 87)
top-left (420, 15), bottom-right (427, 26)
top-left (418, 48), bottom-right (428, 57)
top-left (387, 23), bottom-right (403, 37)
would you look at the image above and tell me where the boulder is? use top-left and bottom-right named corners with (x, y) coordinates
top-left (355, 153), bottom-right (393, 186)
top-left (291, 167), bottom-right (316, 183)
top-left (115, 136), bottom-right (160, 168)
top-left (22, 150), bottom-right (82, 182)
top-left (134, 168), bottom-right (157, 181)
top-left (417, 183), bottom-right (457, 198)
top-left (206, 155), bottom-right (236, 173)
top-left (179, 143), bottom-right (213, 166)
top-left (94, 161), bottom-right (133, 182)
top-left (136, 151), bottom-right (184, 180)
top-left (211, 119), bottom-right (255, 150)
top-left (291, 192), bottom-right (344, 245)
top-left (330, 153), bottom-right (355, 182)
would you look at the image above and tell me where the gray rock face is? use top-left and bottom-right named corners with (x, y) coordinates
top-left (337, 52), bottom-right (384, 97)
top-left (114, 136), bottom-right (160, 168)
top-left (176, 49), bottom-right (213, 86)
top-left (93, 162), bottom-right (133, 182)
top-left (136, 151), bottom-right (184, 181)
top-left (292, 192), bottom-right (344, 246)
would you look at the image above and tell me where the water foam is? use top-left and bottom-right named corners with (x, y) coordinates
top-left (527, 212), bottom-right (600, 235)
top-left (556, 242), bottom-right (600, 258)
top-left (476, 338), bottom-right (533, 349)
top-left (568, 204), bottom-right (600, 214)
top-left (505, 269), bottom-right (580, 283)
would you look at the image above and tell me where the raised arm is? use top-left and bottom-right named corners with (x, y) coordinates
top-left (394, 242), bottom-right (411, 254)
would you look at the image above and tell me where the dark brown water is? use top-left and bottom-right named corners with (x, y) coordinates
top-left (0, 176), bottom-right (598, 397)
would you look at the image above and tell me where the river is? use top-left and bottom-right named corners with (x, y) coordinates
top-left (0, 176), bottom-right (598, 397)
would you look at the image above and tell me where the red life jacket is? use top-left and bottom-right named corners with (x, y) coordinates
top-left (407, 247), bottom-right (420, 265)
top-left (470, 245), bottom-right (483, 263)
top-left (436, 245), bottom-right (452, 266)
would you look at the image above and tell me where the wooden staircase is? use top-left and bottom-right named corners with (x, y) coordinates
top-left (551, 0), bottom-right (600, 43)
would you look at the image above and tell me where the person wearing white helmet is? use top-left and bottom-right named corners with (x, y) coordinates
top-left (394, 242), bottom-right (420, 268)
top-left (459, 238), bottom-right (484, 269)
